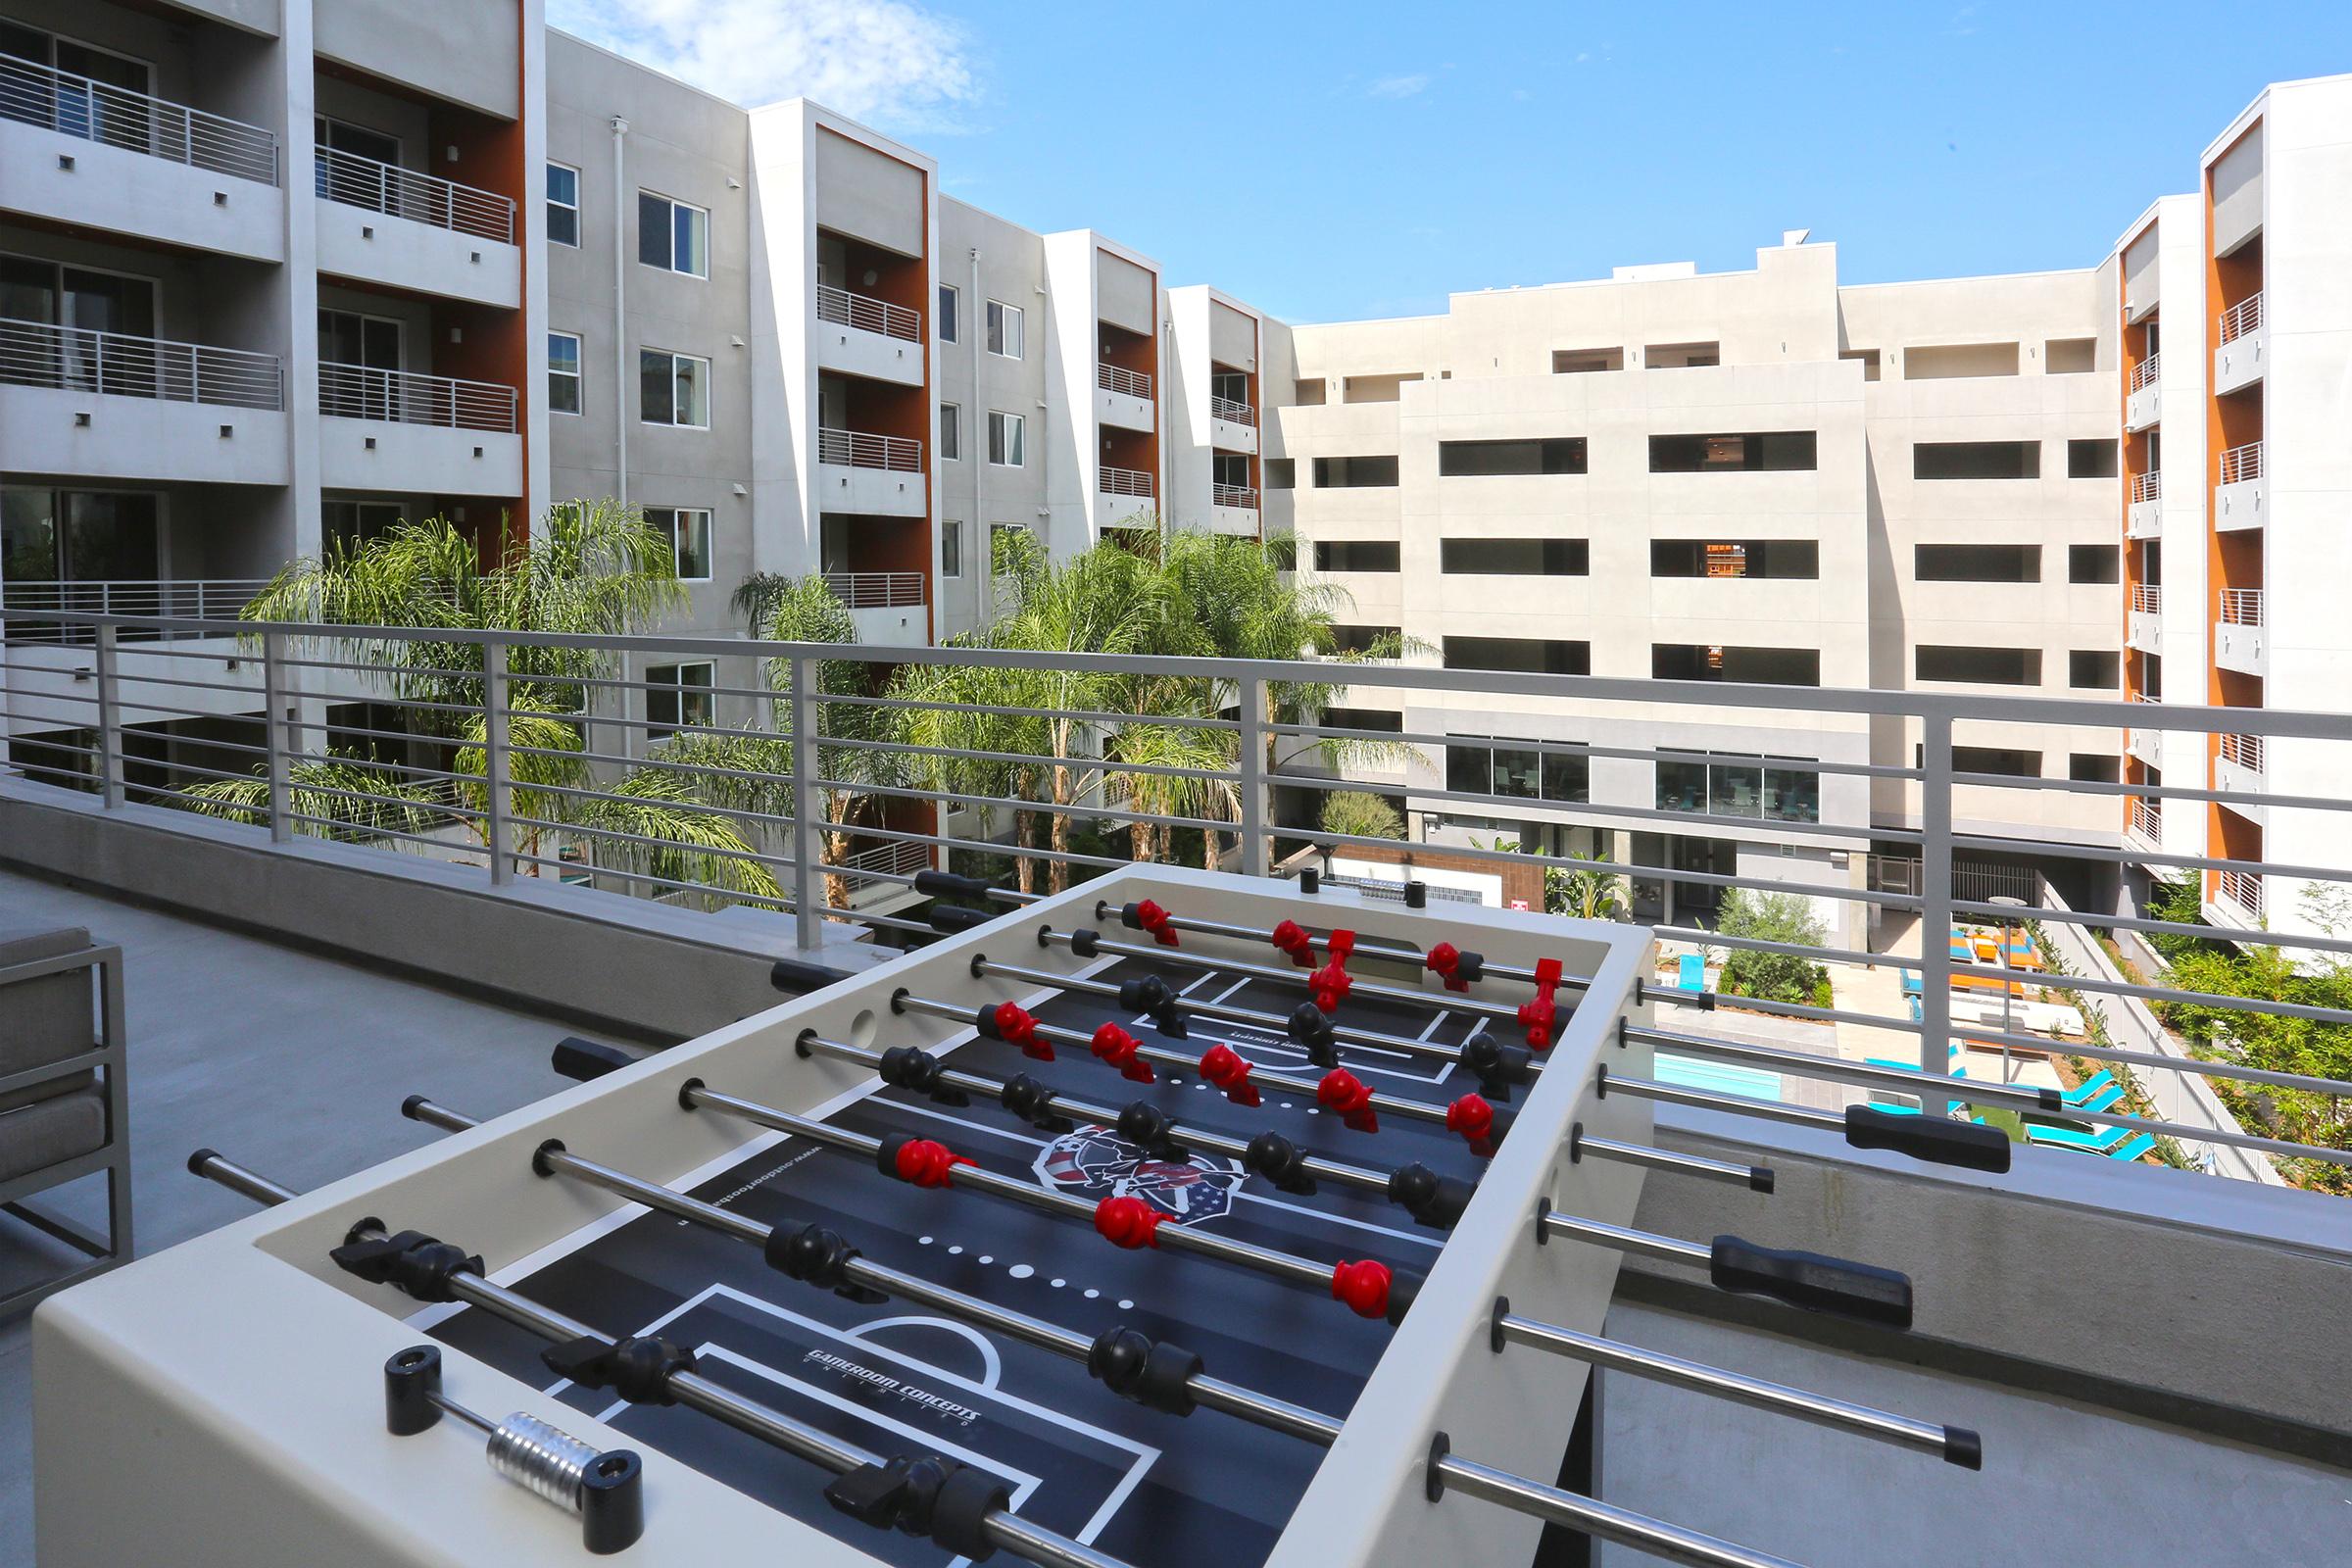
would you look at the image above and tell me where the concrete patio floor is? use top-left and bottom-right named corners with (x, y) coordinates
top-left (0, 868), bottom-right (586, 1568)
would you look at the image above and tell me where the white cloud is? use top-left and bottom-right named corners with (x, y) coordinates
top-left (550, 0), bottom-right (976, 129)
top-left (1366, 74), bottom-right (1429, 100)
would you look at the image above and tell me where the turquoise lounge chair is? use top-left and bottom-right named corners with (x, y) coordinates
top-left (2026, 1120), bottom-right (2138, 1153)
top-left (2063, 1070), bottom-right (2117, 1105)
top-left (1677, 953), bottom-right (1706, 993)
top-left (2107, 1132), bottom-right (2157, 1161)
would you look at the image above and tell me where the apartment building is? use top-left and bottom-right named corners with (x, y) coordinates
top-left (0, 0), bottom-right (2344, 944)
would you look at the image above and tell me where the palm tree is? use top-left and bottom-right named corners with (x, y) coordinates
top-left (195, 498), bottom-right (775, 902)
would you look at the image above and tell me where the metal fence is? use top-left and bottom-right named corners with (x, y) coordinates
top-left (815, 284), bottom-right (920, 343)
top-left (817, 427), bottom-right (923, 472)
top-left (0, 50), bottom-right (279, 185)
top-left (0, 318), bottom-right (283, 411)
top-left (1098, 363), bottom-right (1152, 400)
top-left (2221, 291), bottom-right (2264, 345)
top-left (1102, 465), bottom-right (1153, 498)
top-left (317, 363), bottom-right (517, 433)
top-left (4, 605), bottom-right (2350, 1189)
top-left (2220, 441), bottom-right (2264, 486)
top-left (1210, 395), bottom-right (1254, 426)
top-left (817, 572), bottom-right (926, 609)
top-left (315, 144), bottom-right (515, 244)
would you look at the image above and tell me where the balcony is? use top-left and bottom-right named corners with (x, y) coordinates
top-left (2127, 695), bottom-right (2163, 769)
top-left (2215, 292), bottom-right (2265, 396)
top-left (2215, 587), bottom-right (2267, 676)
top-left (1097, 362), bottom-right (1154, 434)
top-left (1210, 394), bottom-right (1257, 455)
top-left (2215, 441), bottom-right (2265, 532)
top-left (317, 363), bottom-right (520, 495)
top-left (814, 284), bottom-right (924, 388)
top-left (2128, 470), bottom-right (2163, 539)
top-left (314, 146), bottom-right (519, 308)
top-left (2128, 583), bottom-right (2163, 655)
top-left (2216, 731), bottom-right (2267, 824)
top-left (819, 570), bottom-right (927, 644)
top-left (2126, 793), bottom-right (2162, 847)
top-left (1210, 481), bottom-right (1259, 535)
top-left (1099, 463), bottom-right (1154, 529)
top-left (815, 427), bottom-right (926, 517)
top-left (0, 52), bottom-right (284, 263)
top-left (0, 318), bottom-right (287, 485)
top-left (2215, 866), bottom-right (2266, 926)
top-left (2126, 353), bottom-right (2161, 431)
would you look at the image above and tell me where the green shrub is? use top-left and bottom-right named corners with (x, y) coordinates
top-left (1710, 890), bottom-right (1832, 1005)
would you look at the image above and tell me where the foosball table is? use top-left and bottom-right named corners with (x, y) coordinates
top-left (35, 865), bottom-right (1981, 1568)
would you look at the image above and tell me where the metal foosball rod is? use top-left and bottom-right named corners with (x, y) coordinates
top-left (180, 1150), bottom-right (1131, 1568)
top-left (550, 1047), bottom-right (1426, 1323)
top-left (1487, 1299), bottom-right (1979, 1467)
top-left (1598, 1068), bottom-right (2020, 1176)
top-left (887, 986), bottom-right (1478, 1140)
top-left (1425, 1436), bottom-right (1807, 1568)
top-left (1536, 1205), bottom-right (1913, 1329)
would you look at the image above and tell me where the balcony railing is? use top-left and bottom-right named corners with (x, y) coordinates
top-left (318, 363), bottom-right (517, 433)
top-left (2220, 441), bottom-right (2264, 485)
top-left (2131, 584), bottom-right (2163, 614)
top-left (1210, 395), bottom-right (1254, 426)
top-left (2220, 587), bottom-right (2264, 626)
top-left (1098, 363), bottom-right (1152, 400)
top-left (2218, 868), bottom-right (2265, 920)
top-left (815, 284), bottom-right (920, 343)
top-left (0, 318), bottom-right (283, 411)
top-left (1, 579), bottom-right (270, 645)
top-left (2127, 796), bottom-right (2162, 842)
top-left (819, 571), bottom-right (927, 609)
top-left (10, 605), bottom-right (2352, 1190)
top-left (816, 427), bottom-right (923, 473)
top-left (2130, 354), bottom-right (2162, 392)
top-left (315, 144), bottom-right (514, 244)
top-left (2220, 292), bottom-right (2264, 345)
top-left (1101, 464), bottom-right (1154, 499)
top-left (2130, 470), bottom-right (2162, 505)
top-left (2219, 732), bottom-right (2265, 774)
top-left (0, 50), bottom-right (278, 186)
top-left (1212, 483), bottom-right (1258, 511)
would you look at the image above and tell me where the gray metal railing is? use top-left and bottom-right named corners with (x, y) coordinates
top-left (5, 604), bottom-right (2352, 1188)
top-left (0, 50), bottom-right (278, 185)
top-left (817, 426), bottom-right (922, 472)
top-left (1210, 395), bottom-right (1254, 426)
top-left (1213, 483), bottom-right (1258, 511)
top-left (0, 318), bottom-right (282, 410)
top-left (315, 144), bottom-right (514, 244)
top-left (816, 284), bottom-right (920, 343)
top-left (2220, 588), bottom-right (2263, 627)
top-left (2220, 441), bottom-right (2264, 485)
top-left (1102, 464), bottom-right (1153, 498)
top-left (1098, 363), bottom-right (1152, 400)
top-left (819, 571), bottom-right (926, 609)
top-left (318, 362), bottom-right (516, 433)
top-left (2131, 353), bottom-right (2162, 392)
top-left (2131, 470), bottom-right (2162, 505)
top-left (2220, 292), bottom-right (2264, 345)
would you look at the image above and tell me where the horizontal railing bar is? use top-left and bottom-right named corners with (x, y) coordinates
top-left (817, 732), bottom-right (1230, 784)
top-left (1951, 960), bottom-right (2352, 1029)
top-left (505, 850), bottom-right (793, 911)
top-left (503, 813), bottom-right (792, 872)
top-left (813, 818), bottom-right (1127, 873)
top-left (1652, 927), bottom-right (1893, 972)
top-left (1277, 769), bottom-right (1875, 847)
top-left (808, 775), bottom-right (1231, 837)
top-left (1275, 721), bottom-right (1926, 785)
top-left (1942, 1022), bottom-right (2352, 1100)
top-left (821, 689), bottom-right (1247, 732)
top-left (1967, 898), bottom-right (2352, 959)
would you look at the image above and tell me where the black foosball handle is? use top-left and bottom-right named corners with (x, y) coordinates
top-left (1844, 1105), bottom-right (2013, 1174)
top-left (914, 868), bottom-right (1000, 902)
top-left (1709, 1236), bottom-right (1914, 1330)
top-left (772, 957), bottom-right (855, 994)
top-left (554, 1036), bottom-right (641, 1083)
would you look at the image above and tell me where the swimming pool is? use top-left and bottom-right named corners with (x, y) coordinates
top-left (1653, 1053), bottom-right (1785, 1102)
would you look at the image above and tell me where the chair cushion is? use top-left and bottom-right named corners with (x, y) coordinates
top-left (0, 1066), bottom-right (94, 1117)
top-left (0, 925), bottom-right (97, 1082)
top-left (0, 1087), bottom-right (106, 1186)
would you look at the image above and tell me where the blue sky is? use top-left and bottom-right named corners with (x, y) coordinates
top-left (554, 0), bottom-right (2352, 324)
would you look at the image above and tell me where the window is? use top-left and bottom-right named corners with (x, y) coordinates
top-left (1447, 736), bottom-right (1590, 805)
top-left (548, 331), bottom-right (581, 416)
top-left (942, 519), bottom-right (963, 578)
top-left (2070, 754), bottom-right (2121, 783)
top-left (1264, 459), bottom-right (1297, 490)
top-left (645, 508), bottom-right (710, 581)
top-left (546, 163), bottom-right (579, 247)
top-left (645, 662), bottom-right (713, 738)
top-left (940, 403), bottom-right (961, 462)
top-left (1651, 541), bottom-right (1819, 579)
top-left (1651, 645), bottom-right (1821, 685)
top-left (638, 191), bottom-right (710, 278)
top-left (1914, 545), bottom-right (2039, 583)
top-left (985, 299), bottom-right (1023, 359)
top-left (1655, 750), bottom-right (1820, 822)
top-left (1915, 646), bottom-right (2040, 685)
top-left (1439, 438), bottom-right (1587, 476)
top-left (987, 410), bottom-right (1025, 466)
top-left (1444, 638), bottom-right (1591, 675)
top-left (1551, 348), bottom-right (1623, 374)
top-left (1913, 441), bottom-right (2039, 479)
top-left (2069, 651), bottom-right (2120, 689)
top-left (1442, 539), bottom-right (1587, 575)
top-left (937, 283), bottom-right (959, 343)
top-left (2070, 545), bottom-right (2120, 584)
top-left (1312, 456), bottom-right (1399, 488)
top-left (2067, 438), bottom-right (2119, 478)
top-left (322, 499), bottom-right (403, 552)
top-left (1648, 432), bottom-right (1816, 472)
top-left (1314, 541), bottom-right (1400, 572)
top-left (639, 349), bottom-right (710, 428)
top-left (1953, 747), bottom-right (2041, 777)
